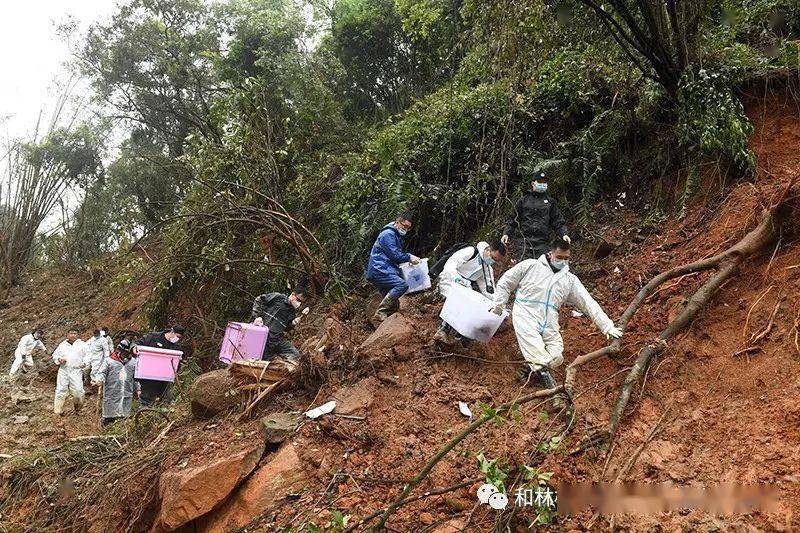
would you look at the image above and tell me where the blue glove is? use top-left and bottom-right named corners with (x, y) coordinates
top-left (454, 276), bottom-right (471, 288)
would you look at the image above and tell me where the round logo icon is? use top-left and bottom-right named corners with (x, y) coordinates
top-left (477, 483), bottom-right (498, 504)
top-left (488, 492), bottom-right (509, 510)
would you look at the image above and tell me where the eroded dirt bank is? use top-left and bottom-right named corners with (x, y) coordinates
top-left (1, 85), bottom-right (800, 532)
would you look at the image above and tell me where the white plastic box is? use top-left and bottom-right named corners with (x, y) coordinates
top-left (399, 258), bottom-right (431, 293)
top-left (439, 284), bottom-right (508, 343)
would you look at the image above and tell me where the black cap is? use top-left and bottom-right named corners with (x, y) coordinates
top-left (118, 339), bottom-right (133, 352)
top-left (532, 169), bottom-right (547, 181)
top-left (171, 325), bottom-right (186, 335)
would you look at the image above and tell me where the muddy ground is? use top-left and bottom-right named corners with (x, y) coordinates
top-left (1, 85), bottom-right (800, 532)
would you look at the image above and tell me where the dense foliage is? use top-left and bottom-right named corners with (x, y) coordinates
top-left (28, 0), bottom-right (800, 325)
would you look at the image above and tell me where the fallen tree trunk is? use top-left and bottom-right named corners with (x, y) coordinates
top-left (565, 182), bottom-right (795, 446)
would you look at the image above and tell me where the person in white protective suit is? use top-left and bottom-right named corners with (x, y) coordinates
top-left (97, 339), bottom-right (138, 425)
top-left (101, 326), bottom-right (113, 353)
top-left (492, 238), bottom-right (623, 388)
top-left (433, 240), bottom-right (508, 345)
top-left (9, 329), bottom-right (46, 378)
top-left (86, 329), bottom-right (111, 390)
top-left (52, 326), bottom-right (89, 415)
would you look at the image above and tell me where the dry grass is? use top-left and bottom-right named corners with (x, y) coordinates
top-left (0, 409), bottom-right (181, 532)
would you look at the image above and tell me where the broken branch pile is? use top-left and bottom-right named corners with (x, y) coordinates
top-left (230, 358), bottom-right (298, 420)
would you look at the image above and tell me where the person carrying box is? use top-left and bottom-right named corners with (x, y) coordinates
top-left (492, 238), bottom-right (622, 388)
top-left (432, 240), bottom-right (508, 345)
top-left (365, 211), bottom-right (420, 327)
top-left (251, 287), bottom-right (308, 361)
top-left (135, 325), bottom-right (184, 406)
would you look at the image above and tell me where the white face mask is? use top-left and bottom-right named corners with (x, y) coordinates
top-left (290, 298), bottom-right (301, 310)
top-left (397, 227), bottom-right (408, 236)
top-left (100, 331), bottom-right (107, 337)
top-left (168, 335), bottom-right (180, 344)
top-left (550, 257), bottom-right (569, 270)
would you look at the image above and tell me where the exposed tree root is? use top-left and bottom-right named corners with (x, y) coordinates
top-left (566, 180), bottom-right (795, 449)
top-left (607, 260), bottom-right (740, 439)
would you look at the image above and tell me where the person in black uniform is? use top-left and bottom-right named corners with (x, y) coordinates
top-left (135, 325), bottom-right (184, 406)
top-left (251, 287), bottom-right (307, 361)
top-left (501, 168), bottom-right (571, 261)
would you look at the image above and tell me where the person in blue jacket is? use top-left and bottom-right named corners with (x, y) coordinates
top-left (366, 211), bottom-right (420, 327)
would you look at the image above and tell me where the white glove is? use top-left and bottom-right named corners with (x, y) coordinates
top-left (501, 235), bottom-right (509, 245)
top-left (563, 235), bottom-right (571, 244)
top-left (253, 317), bottom-right (264, 326)
top-left (409, 255), bottom-right (421, 265)
top-left (292, 317), bottom-right (302, 326)
top-left (491, 305), bottom-right (505, 316)
top-left (605, 326), bottom-right (623, 339)
top-left (454, 276), bottom-right (471, 288)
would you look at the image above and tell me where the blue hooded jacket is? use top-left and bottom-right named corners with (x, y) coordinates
top-left (366, 223), bottom-right (411, 278)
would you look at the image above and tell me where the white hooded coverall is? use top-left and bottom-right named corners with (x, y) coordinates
top-left (10, 333), bottom-right (46, 377)
top-left (86, 334), bottom-right (111, 383)
top-left (493, 255), bottom-right (615, 371)
top-left (52, 339), bottom-right (88, 414)
top-left (437, 242), bottom-right (496, 299)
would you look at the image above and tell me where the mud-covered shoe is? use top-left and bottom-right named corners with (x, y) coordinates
top-left (433, 325), bottom-right (458, 346)
top-left (517, 366), bottom-right (533, 384)
top-left (370, 294), bottom-right (398, 328)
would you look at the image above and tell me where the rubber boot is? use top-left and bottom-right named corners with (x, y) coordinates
top-left (54, 395), bottom-right (66, 416)
top-left (73, 395), bottom-right (85, 413)
top-left (534, 368), bottom-right (558, 389)
top-left (370, 294), bottom-right (398, 328)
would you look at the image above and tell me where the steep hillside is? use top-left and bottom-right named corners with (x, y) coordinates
top-left (1, 84), bottom-right (799, 532)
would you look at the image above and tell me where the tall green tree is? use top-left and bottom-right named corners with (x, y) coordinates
top-left (327, 0), bottom-right (451, 117)
top-left (78, 0), bottom-right (223, 153)
top-left (0, 125), bottom-right (103, 292)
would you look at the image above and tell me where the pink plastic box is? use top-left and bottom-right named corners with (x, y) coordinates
top-left (135, 346), bottom-right (183, 382)
top-left (219, 322), bottom-right (269, 364)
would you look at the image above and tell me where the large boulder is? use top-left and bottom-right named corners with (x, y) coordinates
top-left (152, 444), bottom-right (264, 532)
top-left (199, 443), bottom-right (308, 531)
top-left (358, 313), bottom-right (416, 354)
top-left (188, 369), bottom-right (240, 419)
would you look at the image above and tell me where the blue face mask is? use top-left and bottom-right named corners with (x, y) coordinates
top-left (550, 257), bottom-right (569, 270)
top-left (482, 254), bottom-right (495, 266)
top-left (533, 181), bottom-right (548, 193)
